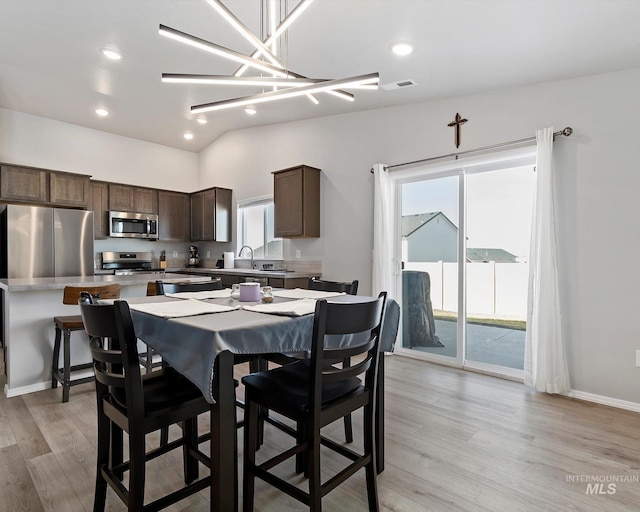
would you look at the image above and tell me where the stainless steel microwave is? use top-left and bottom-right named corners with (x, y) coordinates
top-left (109, 211), bottom-right (158, 240)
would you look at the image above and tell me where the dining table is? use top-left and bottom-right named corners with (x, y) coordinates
top-left (126, 288), bottom-right (400, 512)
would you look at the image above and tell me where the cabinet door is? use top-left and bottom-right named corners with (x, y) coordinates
top-left (202, 189), bottom-right (215, 240)
top-left (134, 188), bottom-right (158, 214)
top-left (190, 192), bottom-right (204, 241)
top-left (274, 168), bottom-right (303, 237)
top-left (108, 184), bottom-right (134, 212)
top-left (158, 191), bottom-right (189, 241)
top-left (0, 165), bottom-right (48, 203)
top-left (50, 172), bottom-right (90, 207)
top-left (273, 166), bottom-right (320, 238)
top-left (90, 181), bottom-right (109, 238)
top-left (214, 188), bottom-right (232, 242)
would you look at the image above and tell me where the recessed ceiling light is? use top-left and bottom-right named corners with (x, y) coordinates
top-left (196, 118), bottom-right (208, 125)
top-left (183, 132), bottom-right (194, 140)
top-left (244, 107), bottom-right (257, 115)
top-left (101, 48), bottom-right (123, 61)
top-left (390, 42), bottom-right (414, 56)
top-left (95, 108), bottom-right (109, 117)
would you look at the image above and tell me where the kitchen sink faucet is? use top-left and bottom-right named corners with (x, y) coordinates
top-left (238, 245), bottom-right (255, 269)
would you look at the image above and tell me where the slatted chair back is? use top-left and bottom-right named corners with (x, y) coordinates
top-left (308, 277), bottom-right (358, 295)
top-left (308, 293), bottom-right (386, 410)
top-left (80, 298), bottom-right (145, 421)
top-left (156, 279), bottom-right (222, 294)
top-left (62, 283), bottom-right (121, 305)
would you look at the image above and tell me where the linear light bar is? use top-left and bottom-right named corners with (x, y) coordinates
top-left (234, 0), bottom-right (315, 77)
top-left (161, 73), bottom-right (378, 91)
top-left (205, 0), bottom-right (282, 68)
top-left (191, 72), bottom-right (379, 113)
top-left (159, 24), bottom-right (289, 78)
top-left (162, 74), bottom-right (318, 87)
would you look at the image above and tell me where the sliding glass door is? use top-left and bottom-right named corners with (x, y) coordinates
top-left (400, 175), bottom-right (460, 362)
top-left (393, 149), bottom-right (535, 377)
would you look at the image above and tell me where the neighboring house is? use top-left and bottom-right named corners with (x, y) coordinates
top-left (403, 213), bottom-right (518, 263)
top-left (402, 212), bottom-right (457, 262)
top-left (466, 248), bottom-right (518, 263)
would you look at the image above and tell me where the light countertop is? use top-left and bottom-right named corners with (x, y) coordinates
top-left (0, 273), bottom-right (211, 292)
top-left (167, 267), bottom-right (319, 279)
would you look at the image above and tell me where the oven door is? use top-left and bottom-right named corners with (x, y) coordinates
top-left (109, 211), bottom-right (159, 239)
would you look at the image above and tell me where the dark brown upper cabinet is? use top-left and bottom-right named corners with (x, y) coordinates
top-left (158, 190), bottom-right (190, 242)
top-left (190, 187), bottom-right (232, 242)
top-left (0, 164), bottom-right (90, 207)
top-left (273, 165), bottom-right (320, 238)
top-left (108, 184), bottom-right (158, 214)
top-left (49, 171), bottom-right (90, 207)
top-left (0, 164), bottom-right (49, 203)
top-left (89, 181), bottom-right (110, 239)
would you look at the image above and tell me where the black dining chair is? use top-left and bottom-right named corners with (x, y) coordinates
top-left (308, 277), bottom-right (358, 295)
top-left (156, 278), bottom-right (222, 294)
top-left (80, 295), bottom-right (212, 512)
top-left (264, 277), bottom-right (360, 444)
top-left (242, 293), bottom-right (387, 512)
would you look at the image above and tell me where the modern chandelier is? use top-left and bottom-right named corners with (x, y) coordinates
top-left (160, 0), bottom-right (379, 114)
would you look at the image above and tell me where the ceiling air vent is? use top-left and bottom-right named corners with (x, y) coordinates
top-left (380, 79), bottom-right (418, 91)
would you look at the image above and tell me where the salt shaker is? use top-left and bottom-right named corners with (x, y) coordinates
top-left (261, 286), bottom-right (273, 303)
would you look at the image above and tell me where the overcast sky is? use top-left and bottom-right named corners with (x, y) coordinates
top-left (401, 165), bottom-right (535, 258)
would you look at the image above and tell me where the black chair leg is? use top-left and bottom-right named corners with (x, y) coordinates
top-left (93, 410), bottom-right (110, 512)
top-left (307, 427), bottom-right (322, 512)
top-left (52, 327), bottom-right (62, 389)
top-left (62, 329), bottom-right (71, 403)
top-left (363, 403), bottom-right (379, 511)
top-left (111, 424), bottom-right (124, 480)
top-left (183, 419), bottom-right (199, 484)
top-left (127, 431), bottom-right (146, 511)
top-left (160, 426), bottom-right (169, 446)
top-left (242, 397), bottom-right (258, 512)
top-left (343, 414), bottom-right (353, 443)
top-left (342, 357), bottom-right (353, 443)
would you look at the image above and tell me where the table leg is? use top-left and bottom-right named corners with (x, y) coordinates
top-left (210, 350), bottom-right (237, 512)
top-left (375, 354), bottom-right (385, 474)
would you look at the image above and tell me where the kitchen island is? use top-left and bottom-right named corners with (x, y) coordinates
top-left (0, 273), bottom-right (210, 398)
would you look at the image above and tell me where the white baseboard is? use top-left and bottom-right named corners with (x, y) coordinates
top-left (566, 389), bottom-right (640, 413)
top-left (5, 381), bottom-right (51, 398)
top-left (388, 353), bottom-right (640, 414)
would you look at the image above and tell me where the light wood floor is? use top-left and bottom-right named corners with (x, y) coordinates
top-left (2, 353), bottom-right (640, 511)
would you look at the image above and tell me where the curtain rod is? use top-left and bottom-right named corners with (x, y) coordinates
top-left (370, 127), bottom-right (573, 173)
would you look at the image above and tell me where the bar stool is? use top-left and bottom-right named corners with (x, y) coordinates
top-left (51, 283), bottom-right (121, 402)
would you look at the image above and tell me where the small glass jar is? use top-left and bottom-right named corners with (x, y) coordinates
top-left (230, 283), bottom-right (240, 300)
top-left (261, 286), bottom-right (273, 303)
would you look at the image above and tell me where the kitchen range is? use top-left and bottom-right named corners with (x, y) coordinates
top-left (99, 251), bottom-right (165, 275)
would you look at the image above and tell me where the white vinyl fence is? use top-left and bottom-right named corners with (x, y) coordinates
top-left (404, 261), bottom-right (528, 321)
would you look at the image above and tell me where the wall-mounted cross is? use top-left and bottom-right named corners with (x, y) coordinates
top-left (447, 112), bottom-right (468, 148)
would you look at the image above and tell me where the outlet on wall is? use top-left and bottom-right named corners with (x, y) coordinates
top-left (207, 251), bottom-right (211, 258)
top-left (296, 249), bottom-right (301, 259)
top-left (173, 251), bottom-right (178, 258)
top-left (636, 350), bottom-right (640, 367)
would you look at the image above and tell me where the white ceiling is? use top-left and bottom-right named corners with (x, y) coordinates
top-left (1, 0), bottom-right (639, 152)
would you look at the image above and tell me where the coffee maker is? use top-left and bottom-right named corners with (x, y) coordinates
top-left (186, 245), bottom-right (201, 267)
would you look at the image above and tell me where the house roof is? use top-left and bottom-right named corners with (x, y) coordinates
top-left (466, 248), bottom-right (518, 263)
top-left (402, 212), bottom-right (454, 237)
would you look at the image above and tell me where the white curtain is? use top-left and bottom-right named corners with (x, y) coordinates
top-left (372, 164), bottom-right (397, 299)
top-left (524, 127), bottom-right (570, 393)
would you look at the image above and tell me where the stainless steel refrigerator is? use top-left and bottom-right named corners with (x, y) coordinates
top-left (0, 204), bottom-right (94, 278)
